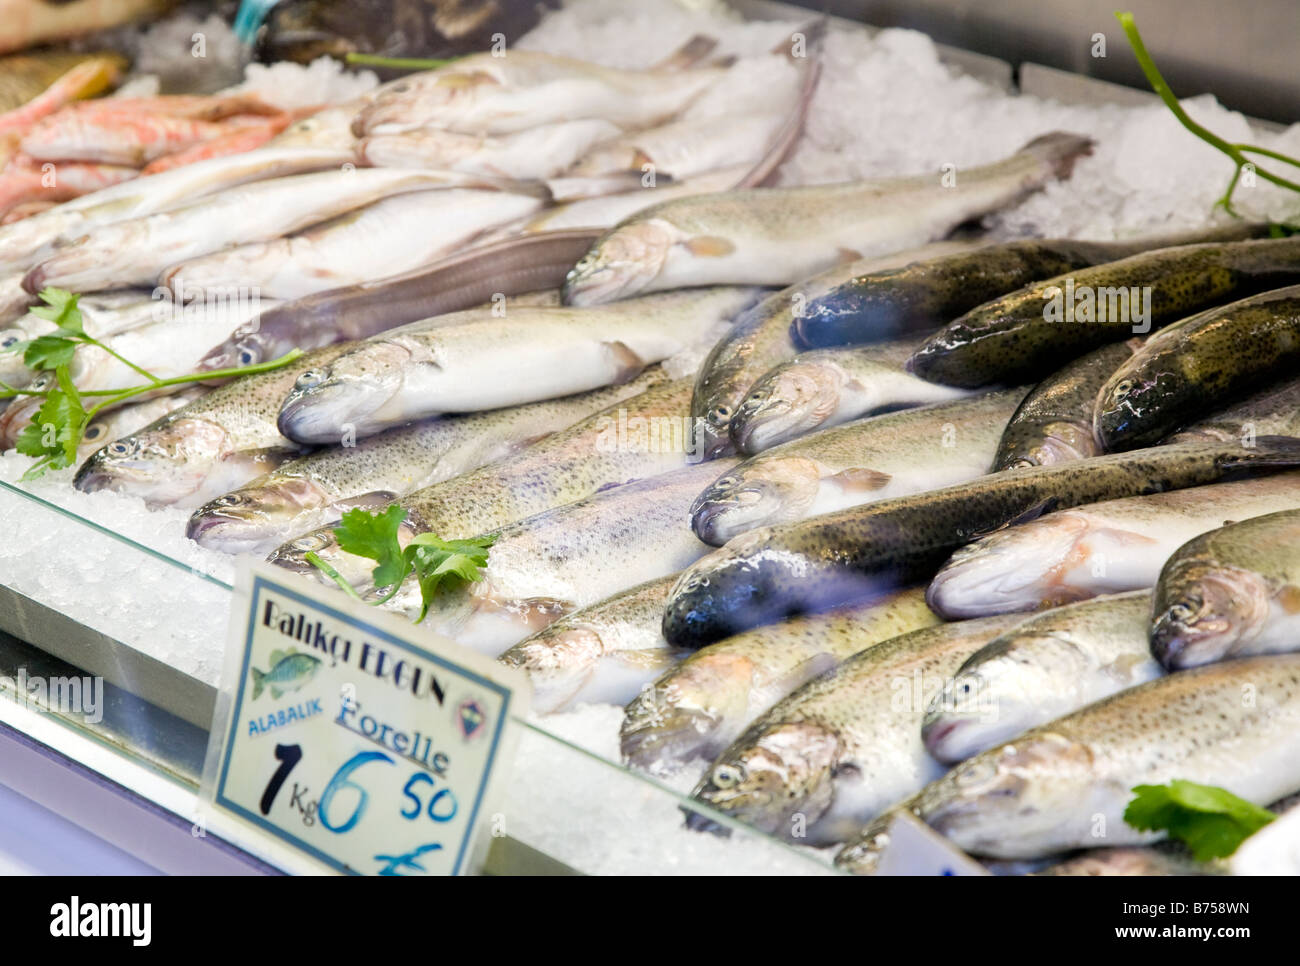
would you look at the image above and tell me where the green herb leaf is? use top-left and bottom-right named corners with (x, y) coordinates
top-left (404, 534), bottom-right (495, 623)
top-left (1125, 780), bottom-right (1275, 861)
top-left (22, 334), bottom-right (78, 371)
top-left (14, 386), bottom-right (85, 478)
top-left (28, 287), bottom-right (84, 335)
top-left (333, 505), bottom-right (412, 590)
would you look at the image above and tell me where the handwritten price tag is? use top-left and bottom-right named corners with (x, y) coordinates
top-left (204, 562), bottom-right (525, 875)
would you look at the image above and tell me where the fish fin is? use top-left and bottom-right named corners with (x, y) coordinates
top-left (333, 490), bottom-right (399, 512)
top-left (631, 148), bottom-right (655, 171)
top-left (685, 235), bottom-right (736, 257)
top-left (270, 685), bottom-right (283, 700)
top-left (836, 247), bottom-right (863, 263)
top-left (1018, 131), bottom-right (1096, 180)
top-left (828, 467), bottom-right (892, 491)
top-left (251, 668), bottom-right (264, 701)
top-left (653, 34), bottom-right (719, 71)
top-left (1278, 585), bottom-right (1300, 615)
top-left (969, 497), bottom-right (1059, 539)
top-left (772, 651), bottom-right (840, 695)
top-left (604, 341), bottom-right (648, 383)
top-left (1221, 435), bottom-right (1300, 471)
top-left (268, 649), bottom-right (287, 666)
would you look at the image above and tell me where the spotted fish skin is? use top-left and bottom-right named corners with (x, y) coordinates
top-left (662, 440), bottom-right (1300, 649)
top-left (909, 236), bottom-right (1300, 389)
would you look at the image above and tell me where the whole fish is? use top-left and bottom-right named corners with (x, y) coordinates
top-left (922, 591), bottom-right (1161, 764)
top-left (910, 236), bottom-right (1300, 388)
top-left (498, 575), bottom-right (684, 715)
top-left (77, 387), bottom-right (208, 461)
top-left (662, 440), bottom-right (1300, 648)
top-left (686, 612), bottom-right (1026, 846)
top-left (1170, 376), bottom-right (1300, 444)
top-left (620, 587), bottom-right (941, 778)
top-left (561, 132), bottom-right (1093, 306)
top-left (25, 167), bottom-right (524, 293)
top-left (690, 240), bottom-right (985, 460)
top-left (21, 112), bottom-right (268, 166)
top-left (729, 337), bottom-right (976, 454)
top-left (1095, 285), bottom-right (1300, 451)
top-left (792, 224), bottom-right (1270, 349)
top-left (837, 654), bottom-right (1300, 865)
top-left (1151, 508), bottom-right (1300, 669)
top-left (199, 233), bottom-right (602, 373)
top-left (161, 188), bottom-right (544, 300)
top-left (691, 389), bottom-right (1027, 546)
top-left (275, 286), bottom-right (761, 444)
top-left (0, 292), bottom-right (275, 448)
top-left (927, 472), bottom-right (1300, 618)
top-left (358, 119), bottom-right (621, 180)
top-left (72, 344), bottom-right (353, 508)
top-left (351, 50), bottom-right (732, 137)
top-left (0, 146), bottom-right (355, 274)
top-left (348, 460), bottom-right (736, 655)
top-left (994, 339), bottom-right (1142, 469)
top-left (187, 368), bottom-right (669, 555)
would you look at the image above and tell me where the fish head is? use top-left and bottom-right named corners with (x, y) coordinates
top-left (923, 635), bottom-right (1087, 764)
top-left (0, 328), bottom-right (33, 393)
top-left (685, 720), bottom-right (842, 838)
top-left (266, 524), bottom-right (385, 589)
top-left (690, 458), bottom-right (822, 546)
top-left (915, 732), bottom-right (1095, 855)
top-left (561, 220), bottom-right (677, 306)
top-left (24, 221), bottom-right (147, 293)
top-left (730, 361), bottom-right (843, 454)
top-left (73, 417), bottom-right (232, 506)
top-left (499, 625), bottom-right (607, 715)
top-left (833, 811), bottom-right (898, 875)
top-left (1093, 369), bottom-right (1182, 451)
top-left (186, 474), bottom-right (332, 555)
top-left (926, 512), bottom-right (1092, 618)
top-left (352, 71), bottom-right (497, 136)
top-left (1150, 563), bottom-right (1269, 669)
top-left (197, 321), bottom-right (275, 372)
top-left (619, 652), bottom-right (756, 775)
top-left (999, 420), bottom-right (1101, 470)
top-left (276, 344), bottom-right (408, 445)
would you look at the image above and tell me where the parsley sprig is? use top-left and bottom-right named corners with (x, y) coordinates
top-left (305, 505), bottom-right (494, 622)
top-left (1, 288), bottom-right (302, 480)
top-left (1124, 780), bottom-right (1275, 861)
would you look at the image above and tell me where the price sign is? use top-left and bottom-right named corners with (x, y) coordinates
top-left (204, 562), bottom-right (526, 875)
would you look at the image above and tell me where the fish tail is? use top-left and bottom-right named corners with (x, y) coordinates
top-left (1223, 434), bottom-right (1300, 471)
top-left (252, 668), bottom-right (264, 700)
top-left (1020, 131), bottom-right (1096, 179)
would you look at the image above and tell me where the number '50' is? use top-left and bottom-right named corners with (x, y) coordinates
top-left (319, 751), bottom-right (458, 834)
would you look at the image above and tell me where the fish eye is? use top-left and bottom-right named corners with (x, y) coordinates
top-left (83, 422), bottom-right (105, 440)
top-left (1113, 378), bottom-right (1135, 397)
top-left (1169, 601), bottom-right (1195, 622)
top-left (106, 440), bottom-right (133, 457)
top-left (238, 346), bottom-right (260, 366)
top-left (292, 533), bottom-right (330, 552)
top-left (710, 404), bottom-right (731, 424)
top-left (714, 475), bottom-right (738, 489)
top-left (294, 369), bottom-right (326, 390)
top-left (955, 759), bottom-right (996, 787)
top-left (215, 494), bottom-right (243, 507)
top-left (0, 332), bottom-right (19, 348)
top-left (711, 763), bottom-right (744, 789)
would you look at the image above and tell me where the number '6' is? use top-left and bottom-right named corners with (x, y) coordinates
top-left (320, 751), bottom-right (393, 833)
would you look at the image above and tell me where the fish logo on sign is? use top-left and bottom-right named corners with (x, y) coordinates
top-left (457, 698), bottom-right (487, 741)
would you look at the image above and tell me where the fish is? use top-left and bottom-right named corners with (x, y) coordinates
top-left (1095, 285), bottom-right (1300, 451)
top-left (250, 649), bottom-right (321, 700)
top-left (351, 50), bottom-right (732, 137)
top-left (620, 587), bottom-right (941, 777)
top-left (359, 118), bottom-right (621, 180)
top-left (685, 612), bottom-right (1026, 845)
top-left (690, 240), bottom-right (986, 460)
top-left (836, 653), bottom-right (1300, 865)
top-left (994, 339), bottom-right (1142, 470)
top-left (350, 460), bottom-right (736, 655)
top-left (1170, 376), bottom-right (1300, 444)
top-left (498, 575), bottom-right (685, 715)
top-left (922, 591), bottom-right (1161, 764)
top-left (662, 439), bottom-right (1300, 648)
top-left (792, 224), bottom-right (1272, 350)
top-left (729, 337), bottom-right (977, 454)
top-left (0, 157), bottom-right (138, 217)
top-left (275, 286), bottom-right (762, 444)
top-left (0, 146), bottom-right (357, 274)
top-left (520, 166), bottom-right (749, 234)
top-left (186, 368), bottom-right (668, 555)
top-left (77, 387), bottom-right (207, 462)
top-left (691, 389), bottom-right (1027, 546)
top-left (199, 232), bottom-right (603, 373)
top-left (561, 132), bottom-right (1093, 306)
top-left (0, 271), bottom-right (33, 323)
top-left (0, 52), bottom-right (127, 114)
top-left (139, 113), bottom-right (294, 175)
top-left (0, 56), bottom-right (123, 133)
top-left (25, 167), bottom-right (529, 293)
top-left (1033, 844), bottom-right (1220, 876)
top-left (66, 93), bottom-right (282, 122)
top-left (268, 373), bottom-right (696, 584)
top-left (72, 344), bottom-right (354, 508)
top-left (0, 291), bottom-right (276, 448)
top-left (1151, 507), bottom-right (1300, 669)
top-left (20, 112), bottom-right (271, 166)
top-left (926, 472), bottom-right (1300, 619)
top-left (161, 187), bottom-right (544, 301)
top-left (909, 236), bottom-right (1300, 388)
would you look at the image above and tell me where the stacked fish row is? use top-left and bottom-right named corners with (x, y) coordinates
top-left (8, 37), bottom-right (1300, 873)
